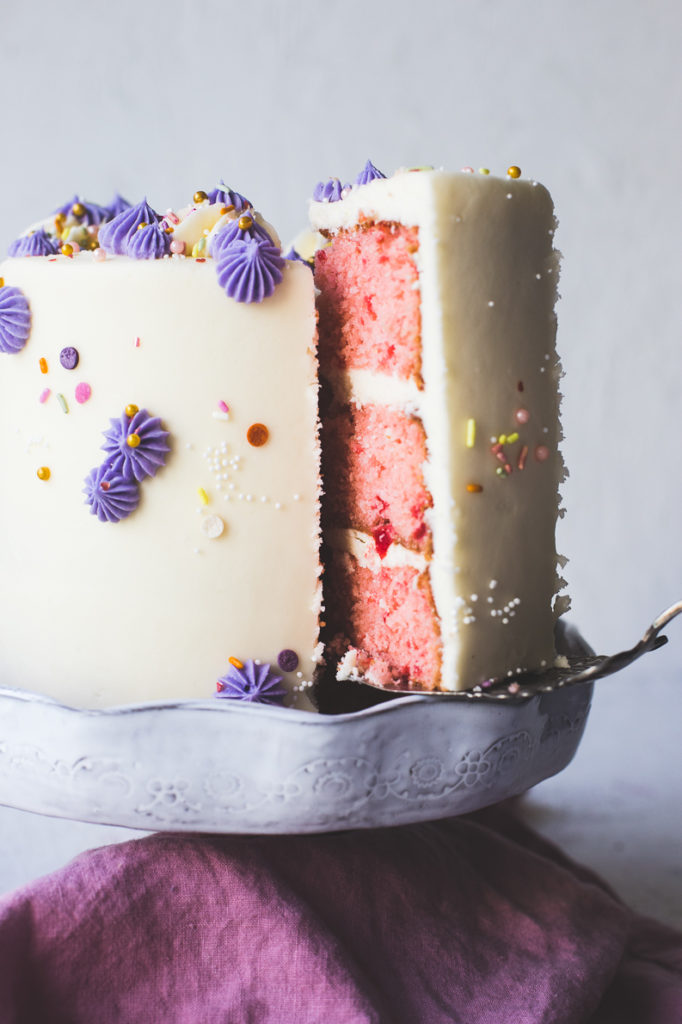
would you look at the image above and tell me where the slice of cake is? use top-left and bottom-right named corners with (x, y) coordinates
top-left (0, 188), bottom-right (321, 709)
top-left (310, 162), bottom-right (565, 693)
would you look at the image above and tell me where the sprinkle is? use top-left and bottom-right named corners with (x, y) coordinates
top-left (507, 166), bottom-right (521, 179)
top-left (238, 214), bottom-right (254, 231)
top-left (193, 190), bottom-right (208, 204)
top-left (508, 682), bottom-right (520, 694)
top-left (198, 487), bottom-right (209, 505)
top-left (487, 300), bottom-right (495, 307)
top-left (201, 513), bottom-right (225, 539)
top-left (535, 445), bottom-right (550, 462)
top-left (461, 166), bottom-right (474, 173)
top-left (61, 243), bottom-right (74, 257)
top-left (229, 656), bottom-right (244, 670)
top-left (278, 649), bottom-right (299, 672)
top-left (247, 423), bottom-right (269, 447)
top-left (192, 237), bottom-right (207, 257)
top-left (36, 466), bottom-right (50, 481)
top-left (489, 579), bottom-right (498, 589)
top-left (218, 400), bottom-right (230, 415)
top-left (498, 434), bottom-right (507, 445)
top-left (135, 337), bottom-right (141, 348)
top-left (74, 382), bottom-right (92, 404)
top-left (466, 483), bottom-right (483, 493)
top-left (478, 168), bottom-right (490, 175)
top-left (93, 247), bottom-right (106, 262)
top-left (165, 210), bottom-right (180, 225)
top-left (517, 381), bottom-right (524, 392)
top-left (170, 239), bottom-right (185, 255)
top-left (39, 357), bottom-right (48, 374)
top-left (57, 393), bottom-right (69, 414)
top-left (465, 418), bottom-right (476, 448)
top-left (515, 408), bottom-right (530, 424)
top-left (127, 433), bottom-right (141, 448)
top-left (125, 404), bottom-right (139, 418)
top-left (518, 445), bottom-right (528, 470)
top-left (39, 388), bottom-right (51, 403)
top-left (59, 346), bottom-right (79, 370)
top-left (507, 432), bottom-right (519, 444)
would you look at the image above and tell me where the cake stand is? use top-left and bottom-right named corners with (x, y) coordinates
top-left (0, 603), bottom-right (678, 834)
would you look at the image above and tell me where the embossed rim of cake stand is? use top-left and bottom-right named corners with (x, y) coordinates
top-left (0, 604), bottom-right (678, 835)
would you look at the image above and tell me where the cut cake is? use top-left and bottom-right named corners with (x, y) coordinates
top-left (310, 163), bottom-right (565, 693)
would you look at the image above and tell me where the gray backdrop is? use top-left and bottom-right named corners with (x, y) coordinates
top-left (1, 0), bottom-right (680, 927)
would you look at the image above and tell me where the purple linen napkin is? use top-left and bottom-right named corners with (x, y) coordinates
top-left (0, 806), bottom-right (680, 1024)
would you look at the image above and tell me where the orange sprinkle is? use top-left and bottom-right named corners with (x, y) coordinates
top-left (466, 483), bottom-right (483, 493)
top-left (518, 445), bottom-right (528, 470)
top-left (229, 656), bottom-right (244, 670)
top-left (39, 357), bottom-right (48, 374)
top-left (247, 423), bottom-right (269, 447)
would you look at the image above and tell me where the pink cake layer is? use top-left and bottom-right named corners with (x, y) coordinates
top-left (326, 550), bottom-right (442, 690)
top-left (315, 224), bottom-right (422, 382)
top-left (321, 404), bottom-right (432, 555)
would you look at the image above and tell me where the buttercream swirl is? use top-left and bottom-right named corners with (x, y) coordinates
top-left (210, 215), bottom-right (273, 259)
top-left (126, 222), bottom-right (171, 260)
top-left (312, 178), bottom-right (347, 202)
top-left (53, 195), bottom-right (110, 225)
top-left (83, 464), bottom-right (140, 523)
top-left (207, 182), bottom-right (251, 210)
top-left (106, 194), bottom-right (132, 219)
top-left (215, 236), bottom-right (284, 303)
top-left (0, 285), bottom-right (32, 354)
top-left (98, 199), bottom-right (162, 256)
top-left (215, 660), bottom-right (286, 704)
top-left (8, 228), bottom-right (60, 257)
top-left (355, 159), bottom-right (386, 185)
top-left (101, 408), bottom-right (171, 482)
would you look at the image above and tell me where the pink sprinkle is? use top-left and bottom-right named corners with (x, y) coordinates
top-left (75, 382), bottom-right (92, 404)
top-left (515, 408), bottom-right (530, 424)
top-left (135, 336), bottom-right (141, 348)
top-left (39, 388), bottom-right (51, 404)
top-left (461, 166), bottom-right (474, 173)
top-left (218, 400), bottom-right (230, 414)
top-left (93, 248), bottom-right (107, 262)
top-left (165, 210), bottom-right (180, 225)
top-left (535, 445), bottom-right (550, 462)
top-left (70, 241), bottom-right (81, 254)
top-left (170, 239), bottom-right (185, 255)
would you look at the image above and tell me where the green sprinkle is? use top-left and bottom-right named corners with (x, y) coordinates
top-left (57, 393), bottom-right (69, 414)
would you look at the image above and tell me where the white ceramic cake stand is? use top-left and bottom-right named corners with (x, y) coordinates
top-left (0, 604), bottom-right (678, 834)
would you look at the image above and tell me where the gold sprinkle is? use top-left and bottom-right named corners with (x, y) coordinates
top-left (238, 214), bottom-right (253, 231)
top-left (465, 418), bottom-right (476, 448)
top-left (507, 165), bottom-right (522, 179)
top-left (125, 404), bottom-right (139, 418)
top-left (127, 433), bottom-right (141, 448)
top-left (228, 656), bottom-right (244, 670)
top-left (37, 466), bottom-right (51, 481)
top-left (72, 202), bottom-right (86, 218)
top-left (136, 221), bottom-right (148, 231)
top-left (193, 190), bottom-right (208, 204)
top-left (61, 243), bottom-right (73, 257)
top-left (0, 277), bottom-right (4, 288)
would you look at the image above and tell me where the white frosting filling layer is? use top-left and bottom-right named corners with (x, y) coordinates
top-left (312, 170), bottom-right (563, 691)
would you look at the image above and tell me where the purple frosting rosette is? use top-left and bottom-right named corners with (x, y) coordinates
top-left (101, 408), bottom-right (171, 483)
top-left (83, 464), bottom-right (141, 523)
top-left (216, 660), bottom-right (287, 705)
top-left (8, 228), bottom-right (60, 258)
top-left (0, 285), bottom-right (31, 354)
top-left (98, 199), bottom-right (163, 256)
